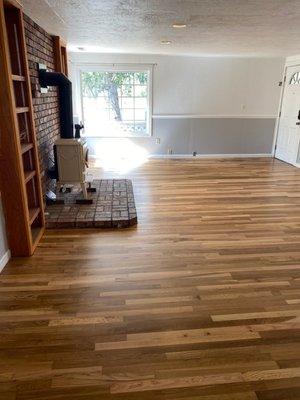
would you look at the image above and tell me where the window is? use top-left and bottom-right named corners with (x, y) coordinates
top-left (290, 72), bottom-right (300, 85)
top-left (78, 66), bottom-right (152, 137)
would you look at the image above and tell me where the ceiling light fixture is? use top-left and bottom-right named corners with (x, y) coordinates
top-left (161, 40), bottom-right (171, 45)
top-left (77, 47), bottom-right (86, 51)
top-left (172, 23), bottom-right (187, 28)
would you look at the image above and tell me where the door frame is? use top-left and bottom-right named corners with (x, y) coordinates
top-left (272, 56), bottom-right (300, 168)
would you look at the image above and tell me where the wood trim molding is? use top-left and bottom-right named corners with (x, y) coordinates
top-left (152, 115), bottom-right (277, 119)
top-left (148, 153), bottom-right (273, 159)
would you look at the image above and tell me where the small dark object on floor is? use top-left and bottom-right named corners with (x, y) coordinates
top-left (87, 182), bottom-right (97, 192)
top-left (45, 190), bottom-right (56, 204)
top-left (59, 187), bottom-right (72, 193)
top-left (45, 190), bottom-right (65, 205)
top-left (76, 198), bottom-right (93, 205)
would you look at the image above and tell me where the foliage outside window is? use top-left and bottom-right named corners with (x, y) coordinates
top-left (80, 70), bottom-right (151, 137)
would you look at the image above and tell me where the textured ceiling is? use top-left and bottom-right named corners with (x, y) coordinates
top-left (21, 0), bottom-right (300, 56)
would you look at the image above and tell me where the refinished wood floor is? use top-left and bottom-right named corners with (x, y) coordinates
top-left (1, 158), bottom-right (300, 400)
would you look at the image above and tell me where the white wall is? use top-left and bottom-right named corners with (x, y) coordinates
top-left (0, 195), bottom-right (9, 272)
top-left (70, 53), bottom-right (284, 117)
top-left (151, 56), bottom-right (282, 117)
top-left (69, 53), bottom-right (285, 156)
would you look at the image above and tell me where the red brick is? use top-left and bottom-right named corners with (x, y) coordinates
top-left (24, 14), bottom-right (60, 194)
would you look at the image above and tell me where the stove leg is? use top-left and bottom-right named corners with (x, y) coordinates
top-left (81, 182), bottom-right (88, 199)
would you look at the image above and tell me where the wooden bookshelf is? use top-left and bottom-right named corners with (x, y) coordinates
top-left (0, 0), bottom-right (45, 256)
top-left (53, 35), bottom-right (68, 76)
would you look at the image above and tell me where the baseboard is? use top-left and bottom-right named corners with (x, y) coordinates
top-left (0, 249), bottom-right (11, 273)
top-left (149, 153), bottom-right (273, 159)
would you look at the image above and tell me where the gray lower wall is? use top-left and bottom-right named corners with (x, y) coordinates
top-left (86, 118), bottom-right (276, 156)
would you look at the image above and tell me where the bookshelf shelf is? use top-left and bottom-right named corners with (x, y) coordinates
top-left (12, 74), bottom-right (25, 81)
top-left (21, 142), bottom-right (33, 154)
top-left (29, 207), bottom-right (40, 225)
top-left (16, 106), bottom-right (29, 113)
top-left (24, 170), bottom-right (36, 183)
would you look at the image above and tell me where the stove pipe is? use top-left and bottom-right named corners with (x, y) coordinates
top-left (39, 69), bottom-right (74, 139)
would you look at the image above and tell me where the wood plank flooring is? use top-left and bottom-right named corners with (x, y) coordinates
top-left (1, 157), bottom-right (300, 400)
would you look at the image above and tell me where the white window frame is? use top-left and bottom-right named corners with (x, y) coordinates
top-left (73, 63), bottom-right (153, 138)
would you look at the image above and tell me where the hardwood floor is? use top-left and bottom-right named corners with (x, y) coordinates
top-left (1, 157), bottom-right (300, 400)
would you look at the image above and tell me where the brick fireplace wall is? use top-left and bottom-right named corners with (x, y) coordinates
top-left (23, 14), bottom-right (60, 193)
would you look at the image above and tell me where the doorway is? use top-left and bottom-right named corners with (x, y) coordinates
top-left (275, 64), bottom-right (300, 166)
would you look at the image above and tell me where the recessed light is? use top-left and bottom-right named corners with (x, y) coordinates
top-left (172, 23), bottom-right (187, 28)
top-left (77, 47), bottom-right (85, 51)
top-left (161, 40), bottom-right (171, 45)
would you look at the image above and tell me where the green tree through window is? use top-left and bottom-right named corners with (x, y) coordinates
top-left (81, 71), bottom-right (148, 122)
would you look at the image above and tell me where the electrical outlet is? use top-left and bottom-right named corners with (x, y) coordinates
top-left (156, 138), bottom-right (161, 144)
top-left (167, 148), bottom-right (173, 155)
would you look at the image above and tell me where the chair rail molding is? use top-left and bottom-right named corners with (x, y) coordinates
top-left (152, 114), bottom-right (277, 119)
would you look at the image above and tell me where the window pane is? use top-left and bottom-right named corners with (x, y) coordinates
top-left (134, 72), bottom-right (148, 84)
top-left (135, 123), bottom-right (147, 134)
top-left (135, 109), bottom-right (147, 121)
top-left (81, 70), bottom-right (150, 137)
top-left (135, 85), bottom-right (147, 97)
top-left (122, 85), bottom-right (134, 97)
top-left (290, 72), bottom-right (300, 85)
top-left (122, 73), bottom-right (134, 84)
top-left (135, 98), bottom-right (147, 108)
top-left (121, 109), bottom-right (134, 121)
top-left (121, 97), bottom-right (134, 108)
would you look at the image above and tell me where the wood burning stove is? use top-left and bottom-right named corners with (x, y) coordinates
top-left (54, 138), bottom-right (89, 198)
top-left (39, 64), bottom-right (91, 200)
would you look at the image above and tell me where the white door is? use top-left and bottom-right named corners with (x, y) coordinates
top-left (275, 65), bottom-right (300, 166)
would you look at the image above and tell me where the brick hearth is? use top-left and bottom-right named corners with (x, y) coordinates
top-left (45, 179), bottom-right (137, 229)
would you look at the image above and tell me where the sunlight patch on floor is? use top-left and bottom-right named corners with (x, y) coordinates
top-left (90, 138), bottom-right (149, 174)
